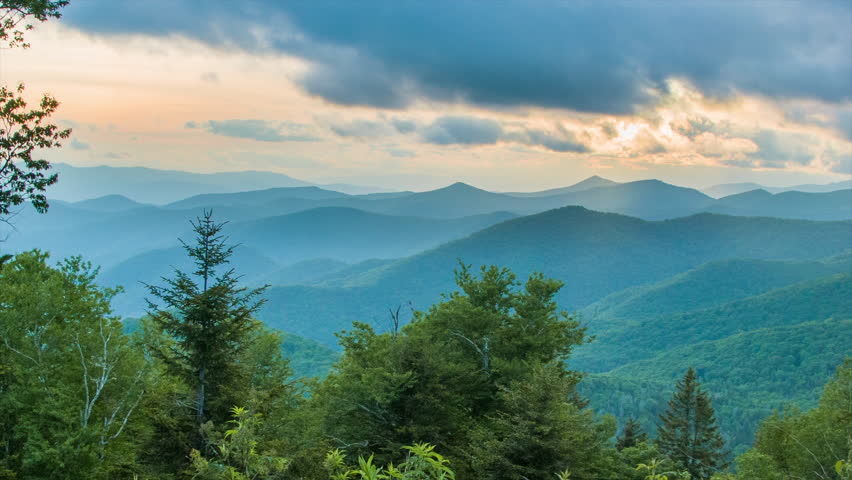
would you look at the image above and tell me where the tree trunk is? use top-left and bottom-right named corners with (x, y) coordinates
top-left (196, 366), bottom-right (206, 425)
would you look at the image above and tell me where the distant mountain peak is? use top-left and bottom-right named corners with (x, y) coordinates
top-left (435, 182), bottom-right (487, 194)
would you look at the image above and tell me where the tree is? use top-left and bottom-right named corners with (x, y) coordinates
top-left (466, 363), bottom-right (620, 480)
top-left (1, 0), bottom-right (69, 48)
top-left (618, 418), bottom-right (649, 451)
top-left (0, 251), bottom-right (146, 479)
top-left (656, 367), bottom-right (728, 479)
top-left (311, 263), bottom-right (607, 479)
top-left (0, 1), bottom-right (71, 225)
top-left (734, 359), bottom-right (851, 480)
top-left (145, 211), bottom-right (268, 442)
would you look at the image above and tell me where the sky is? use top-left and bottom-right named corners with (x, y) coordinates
top-left (2, 0), bottom-right (851, 191)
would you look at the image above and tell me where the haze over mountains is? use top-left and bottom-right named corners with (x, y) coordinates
top-left (3, 164), bottom-right (851, 453)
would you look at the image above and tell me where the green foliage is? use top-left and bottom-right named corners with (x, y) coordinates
top-left (324, 443), bottom-right (455, 480)
top-left (0, 84), bottom-right (71, 217)
top-left (575, 273), bottom-right (852, 373)
top-left (145, 211), bottom-right (269, 431)
top-left (656, 368), bottom-right (727, 479)
top-left (311, 263), bottom-right (617, 479)
top-left (617, 418), bottom-right (649, 451)
top-left (0, 251), bottom-right (147, 479)
top-left (584, 317), bottom-right (852, 453)
top-left (465, 364), bottom-right (619, 479)
top-left (0, 0), bottom-right (68, 48)
top-left (734, 359), bottom-right (851, 480)
top-left (189, 406), bottom-right (289, 480)
top-left (635, 458), bottom-right (690, 480)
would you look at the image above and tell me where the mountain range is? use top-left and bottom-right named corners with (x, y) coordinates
top-left (703, 179), bottom-right (852, 198)
top-left (4, 165), bottom-right (851, 455)
top-left (46, 163), bottom-right (393, 203)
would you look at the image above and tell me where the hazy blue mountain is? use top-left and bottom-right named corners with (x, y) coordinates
top-left (704, 180), bottom-right (852, 198)
top-left (318, 183), bottom-right (397, 195)
top-left (256, 208), bottom-right (852, 346)
top-left (705, 189), bottom-right (852, 220)
top-left (166, 186), bottom-right (350, 209)
top-left (101, 245), bottom-right (281, 316)
top-left (581, 255), bottom-right (852, 332)
top-left (562, 179), bottom-right (715, 219)
top-left (72, 207), bottom-right (516, 316)
top-left (227, 207), bottom-right (518, 265)
top-left (48, 163), bottom-right (314, 204)
top-left (72, 194), bottom-right (149, 212)
top-left (2, 206), bottom-right (199, 268)
top-left (156, 179), bottom-right (722, 220)
top-left (254, 258), bottom-right (351, 287)
top-left (505, 175), bottom-right (619, 197)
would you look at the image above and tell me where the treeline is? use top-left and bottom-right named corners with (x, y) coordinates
top-left (0, 213), bottom-right (849, 479)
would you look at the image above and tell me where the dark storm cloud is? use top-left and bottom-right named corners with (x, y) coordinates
top-left (188, 119), bottom-right (319, 142)
top-left (61, 1), bottom-right (852, 115)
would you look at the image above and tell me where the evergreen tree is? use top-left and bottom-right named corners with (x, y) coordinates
top-left (145, 211), bottom-right (268, 440)
top-left (656, 367), bottom-right (728, 479)
top-left (616, 418), bottom-right (648, 451)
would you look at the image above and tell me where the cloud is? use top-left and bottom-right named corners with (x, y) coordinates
top-left (747, 130), bottom-right (818, 167)
top-left (503, 128), bottom-right (589, 153)
top-left (391, 118), bottom-right (417, 134)
top-left (329, 119), bottom-right (394, 138)
top-left (786, 104), bottom-right (852, 142)
top-left (70, 138), bottom-right (90, 150)
top-left (386, 147), bottom-right (416, 158)
top-left (189, 119), bottom-right (319, 142)
top-left (61, 1), bottom-right (852, 113)
top-left (421, 116), bottom-right (502, 145)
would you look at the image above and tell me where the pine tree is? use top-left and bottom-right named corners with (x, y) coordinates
top-left (616, 417), bottom-right (648, 451)
top-left (656, 367), bottom-right (728, 479)
top-left (145, 211), bottom-right (268, 437)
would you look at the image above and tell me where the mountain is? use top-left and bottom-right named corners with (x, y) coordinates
top-left (166, 186), bottom-right (350, 209)
top-left (154, 179), bottom-right (721, 221)
top-left (559, 179), bottom-right (715, 219)
top-left (706, 189), bottom-right (852, 220)
top-left (505, 176), bottom-right (619, 197)
top-left (581, 255), bottom-right (852, 332)
top-left (255, 258), bottom-right (351, 287)
top-left (256, 209), bottom-right (852, 346)
top-left (82, 208), bottom-right (517, 316)
top-left (71, 194), bottom-right (149, 212)
top-left (101, 245), bottom-right (282, 316)
top-left (227, 207), bottom-right (518, 265)
top-left (704, 180), bottom-right (852, 198)
top-left (572, 273), bottom-right (852, 373)
top-left (581, 317), bottom-right (851, 454)
top-left (47, 163), bottom-right (316, 204)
